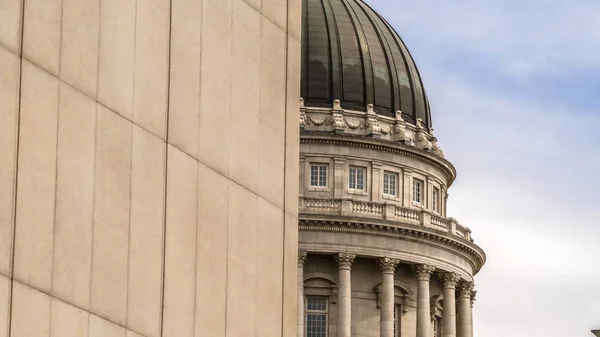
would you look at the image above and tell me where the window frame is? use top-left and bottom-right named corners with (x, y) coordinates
top-left (432, 186), bottom-right (440, 213)
top-left (305, 296), bottom-right (329, 337)
top-left (348, 166), bottom-right (366, 191)
top-left (412, 178), bottom-right (424, 205)
top-left (383, 171), bottom-right (398, 198)
top-left (309, 164), bottom-right (329, 188)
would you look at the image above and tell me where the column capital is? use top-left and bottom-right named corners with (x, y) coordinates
top-left (412, 264), bottom-right (436, 281)
top-left (378, 257), bottom-right (399, 274)
top-left (456, 281), bottom-right (474, 298)
top-left (438, 272), bottom-right (460, 289)
top-left (335, 253), bottom-right (356, 270)
top-left (298, 252), bottom-right (308, 268)
top-left (470, 289), bottom-right (477, 308)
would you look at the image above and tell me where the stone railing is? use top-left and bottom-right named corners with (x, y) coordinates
top-left (300, 197), bottom-right (473, 242)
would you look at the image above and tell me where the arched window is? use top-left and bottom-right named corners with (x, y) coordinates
top-left (304, 274), bottom-right (338, 337)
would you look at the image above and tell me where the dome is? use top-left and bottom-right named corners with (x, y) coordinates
top-left (301, 0), bottom-right (432, 129)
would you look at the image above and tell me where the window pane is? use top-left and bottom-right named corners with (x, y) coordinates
top-left (357, 168), bottom-right (364, 189)
top-left (349, 168), bottom-right (356, 189)
top-left (318, 165), bottom-right (327, 187)
top-left (311, 166), bottom-right (318, 186)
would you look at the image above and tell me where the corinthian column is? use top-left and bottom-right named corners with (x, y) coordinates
top-left (335, 253), bottom-right (356, 337)
top-left (297, 252), bottom-right (308, 337)
top-left (470, 289), bottom-right (477, 337)
top-left (456, 282), bottom-right (474, 337)
top-left (439, 273), bottom-right (460, 337)
top-left (378, 257), bottom-right (400, 337)
top-left (412, 264), bottom-right (435, 337)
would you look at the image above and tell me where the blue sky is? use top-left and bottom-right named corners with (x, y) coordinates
top-left (367, 1), bottom-right (600, 336)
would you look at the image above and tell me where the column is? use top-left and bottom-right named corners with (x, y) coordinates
top-left (378, 257), bottom-right (400, 337)
top-left (412, 264), bottom-right (435, 337)
top-left (470, 289), bottom-right (477, 337)
top-left (297, 252), bottom-right (308, 337)
top-left (439, 272), bottom-right (460, 337)
top-left (456, 282), bottom-right (473, 337)
top-left (426, 176), bottom-right (434, 210)
top-left (335, 253), bottom-right (356, 337)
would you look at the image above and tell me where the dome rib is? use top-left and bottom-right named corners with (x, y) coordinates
top-left (301, 0), bottom-right (432, 128)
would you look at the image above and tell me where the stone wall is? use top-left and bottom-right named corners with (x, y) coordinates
top-left (0, 0), bottom-right (301, 336)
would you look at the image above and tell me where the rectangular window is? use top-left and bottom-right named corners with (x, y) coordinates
top-left (412, 178), bottom-right (423, 204)
top-left (349, 166), bottom-right (365, 190)
top-left (432, 187), bottom-right (439, 212)
top-left (310, 164), bottom-right (328, 187)
top-left (383, 172), bottom-right (397, 196)
top-left (306, 296), bottom-right (328, 337)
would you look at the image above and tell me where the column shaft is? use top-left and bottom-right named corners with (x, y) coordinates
top-left (439, 273), bottom-right (459, 337)
top-left (297, 252), bottom-right (307, 337)
top-left (335, 253), bottom-right (355, 337)
top-left (456, 282), bottom-right (473, 337)
top-left (413, 264), bottom-right (435, 337)
top-left (379, 258), bottom-right (399, 337)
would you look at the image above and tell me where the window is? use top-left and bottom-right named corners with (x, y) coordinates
top-left (394, 304), bottom-right (400, 337)
top-left (412, 178), bottom-right (423, 204)
top-left (433, 317), bottom-right (442, 337)
top-left (348, 167), bottom-right (365, 190)
top-left (306, 296), bottom-right (328, 337)
top-left (383, 172), bottom-right (397, 196)
top-left (432, 187), bottom-right (440, 212)
top-left (310, 164), bottom-right (328, 187)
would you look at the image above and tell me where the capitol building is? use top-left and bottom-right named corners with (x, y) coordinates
top-left (0, 0), bottom-right (485, 336)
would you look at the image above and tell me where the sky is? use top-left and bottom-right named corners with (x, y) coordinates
top-left (366, 1), bottom-right (600, 336)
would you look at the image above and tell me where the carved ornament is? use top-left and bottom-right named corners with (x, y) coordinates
top-left (412, 264), bottom-right (436, 281)
top-left (335, 253), bottom-right (356, 270)
top-left (378, 257), bottom-right (400, 274)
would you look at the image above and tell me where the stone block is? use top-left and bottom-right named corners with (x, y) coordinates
top-left (197, 0), bottom-right (232, 174)
top-left (163, 146), bottom-right (197, 337)
top-left (284, 38), bottom-right (301, 216)
top-left (281, 212), bottom-right (298, 337)
top-left (262, 0), bottom-right (286, 30)
top-left (22, 0), bottom-right (61, 75)
top-left (10, 282), bottom-right (51, 337)
top-left (0, 0), bottom-right (22, 53)
top-left (133, 0), bottom-right (170, 139)
top-left (0, 275), bottom-right (9, 337)
top-left (255, 198), bottom-right (283, 337)
top-left (226, 181), bottom-right (257, 337)
top-left (89, 315), bottom-right (125, 337)
top-left (97, 0), bottom-right (136, 119)
top-left (168, 0), bottom-right (201, 157)
top-left (229, 0), bottom-right (260, 192)
top-left (52, 83), bottom-right (96, 309)
top-left (13, 62), bottom-right (59, 293)
top-left (127, 125), bottom-right (166, 337)
top-left (50, 298), bottom-right (89, 337)
top-left (195, 163), bottom-right (228, 337)
top-left (0, 47), bottom-right (19, 277)
top-left (60, 0), bottom-right (100, 97)
top-left (258, 17), bottom-right (286, 207)
top-left (91, 106), bottom-right (132, 324)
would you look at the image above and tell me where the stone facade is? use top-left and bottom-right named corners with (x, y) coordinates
top-left (0, 0), bottom-right (301, 336)
top-left (298, 103), bottom-right (486, 337)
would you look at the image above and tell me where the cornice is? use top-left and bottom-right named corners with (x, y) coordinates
top-left (298, 217), bottom-right (486, 275)
top-left (300, 133), bottom-right (457, 186)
